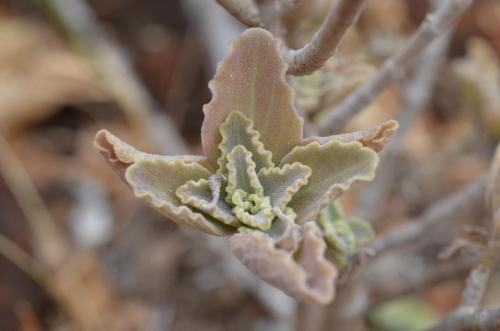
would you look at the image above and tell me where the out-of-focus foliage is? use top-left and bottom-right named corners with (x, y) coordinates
top-left (453, 38), bottom-right (500, 137)
top-left (318, 202), bottom-right (374, 266)
top-left (0, 19), bottom-right (105, 134)
top-left (368, 296), bottom-right (439, 331)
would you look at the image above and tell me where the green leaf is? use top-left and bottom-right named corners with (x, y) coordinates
top-left (368, 296), bottom-right (439, 331)
top-left (201, 28), bottom-right (303, 166)
top-left (217, 111), bottom-right (273, 173)
top-left (94, 129), bottom-right (213, 176)
top-left (318, 201), bottom-right (344, 223)
top-left (125, 158), bottom-right (234, 236)
top-left (225, 145), bottom-right (264, 197)
top-left (176, 179), bottom-right (241, 227)
top-left (258, 162), bottom-right (311, 210)
top-left (225, 145), bottom-right (273, 230)
top-left (281, 140), bottom-right (378, 224)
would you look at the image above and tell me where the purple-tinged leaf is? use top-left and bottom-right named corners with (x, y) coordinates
top-left (201, 28), bottom-right (303, 166)
top-left (217, 111), bottom-right (274, 173)
top-left (258, 162), bottom-right (311, 210)
top-left (302, 120), bottom-right (399, 153)
top-left (230, 222), bottom-right (337, 304)
top-left (94, 129), bottom-right (211, 178)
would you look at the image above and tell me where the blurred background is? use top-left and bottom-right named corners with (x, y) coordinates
top-left (0, 0), bottom-right (499, 330)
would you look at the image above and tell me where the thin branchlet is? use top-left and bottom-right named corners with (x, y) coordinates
top-left (283, 0), bottom-right (367, 76)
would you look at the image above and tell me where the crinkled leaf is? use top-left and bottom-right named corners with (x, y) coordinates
top-left (94, 129), bottom-right (211, 178)
top-left (348, 218), bottom-right (375, 246)
top-left (176, 179), bottom-right (241, 227)
top-left (318, 203), bottom-right (375, 266)
top-left (320, 217), bottom-right (356, 255)
top-left (225, 145), bottom-right (263, 197)
top-left (235, 204), bottom-right (274, 231)
top-left (125, 159), bottom-right (233, 236)
top-left (319, 202), bottom-right (374, 246)
top-left (319, 213), bottom-right (374, 267)
top-left (230, 222), bottom-right (337, 304)
top-left (266, 217), bottom-right (302, 252)
top-left (302, 120), bottom-right (399, 153)
top-left (281, 140), bottom-right (378, 223)
top-left (201, 28), bottom-right (303, 166)
top-left (225, 145), bottom-right (273, 230)
top-left (217, 111), bottom-right (273, 173)
top-left (258, 162), bottom-right (311, 210)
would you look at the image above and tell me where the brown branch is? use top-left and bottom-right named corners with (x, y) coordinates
top-left (317, 0), bottom-right (474, 134)
top-left (371, 177), bottom-right (487, 253)
top-left (356, 27), bottom-right (452, 224)
top-left (428, 308), bottom-right (500, 331)
top-left (455, 144), bottom-right (500, 312)
top-left (283, 0), bottom-right (366, 76)
top-left (215, 0), bottom-right (263, 27)
top-left (459, 247), bottom-right (499, 311)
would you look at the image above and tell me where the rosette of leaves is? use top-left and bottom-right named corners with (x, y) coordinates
top-left (318, 202), bottom-right (375, 267)
top-left (94, 28), bottom-right (398, 304)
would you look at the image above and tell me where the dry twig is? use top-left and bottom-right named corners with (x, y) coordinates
top-left (317, 0), bottom-right (474, 134)
top-left (371, 177), bottom-right (487, 253)
top-left (429, 308), bottom-right (500, 331)
top-left (357, 26), bottom-right (453, 224)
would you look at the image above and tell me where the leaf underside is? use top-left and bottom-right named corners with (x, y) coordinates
top-left (226, 145), bottom-right (263, 197)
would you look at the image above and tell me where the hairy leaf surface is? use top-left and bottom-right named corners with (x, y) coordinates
top-left (202, 28), bottom-right (303, 166)
top-left (281, 140), bottom-right (378, 223)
